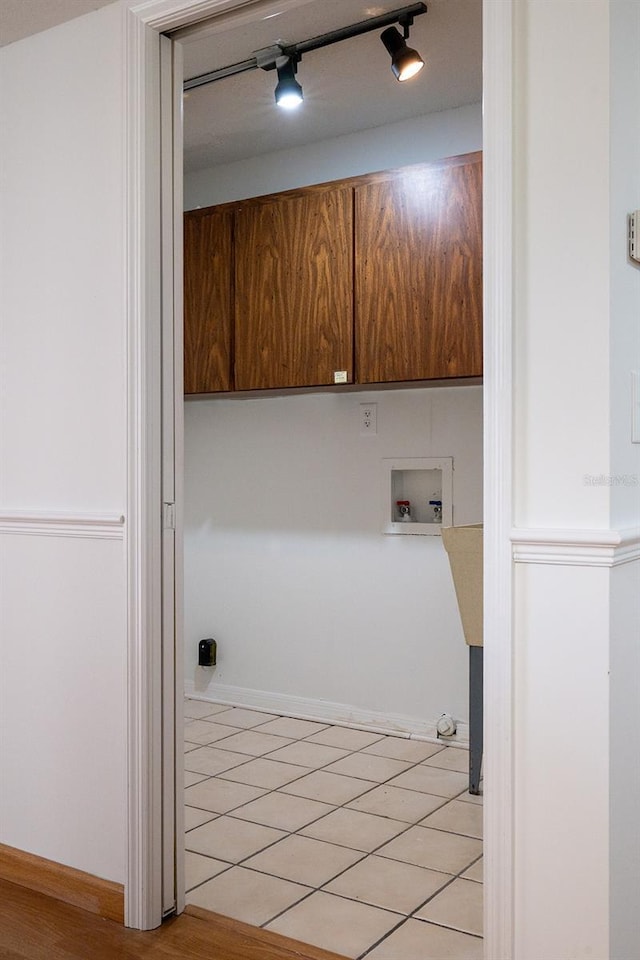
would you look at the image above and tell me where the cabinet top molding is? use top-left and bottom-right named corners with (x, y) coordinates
top-left (184, 151), bottom-right (482, 217)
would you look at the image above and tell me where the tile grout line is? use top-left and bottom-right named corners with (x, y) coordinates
top-left (185, 703), bottom-right (436, 744)
top-left (184, 702), bottom-right (483, 952)
top-left (184, 719), bottom-right (481, 867)
top-left (185, 764), bottom-right (477, 850)
top-left (356, 856), bottom-right (485, 959)
top-left (185, 705), bottom-right (453, 760)
top-left (185, 701), bottom-right (472, 751)
top-left (185, 737), bottom-right (472, 800)
top-left (185, 848), bottom-right (483, 936)
top-left (363, 848), bottom-right (485, 955)
top-left (185, 779), bottom-right (481, 909)
top-left (185, 773), bottom-right (480, 839)
top-left (357, 916), bottom-right (483, 960)
top-left (185, 726), bottom-right (469, 814)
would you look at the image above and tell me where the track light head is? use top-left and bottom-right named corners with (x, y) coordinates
top-left (185, 4), bottom-right (429, 104)
top-left (274, 58), bottom-right (303, 109)
top-left (380, 26), bottom-right (425, 82)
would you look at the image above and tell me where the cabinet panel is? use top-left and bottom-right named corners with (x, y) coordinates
top-left (234, 187), bottom-right (353, 391)
top-left (355, 155), bottom-right (483, 383)
top-left (184, 208), bottom-right (234, 394)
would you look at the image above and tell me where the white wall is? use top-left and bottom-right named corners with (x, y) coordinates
top-left (0, 3), bottom-right (127, 883)
top-left (513, 4), bottom-right (611, 531)
top-left (609, 0), bottom-right (640, 528)
top-left (511, 1), bottom-right (640, 957)
top-left (183, 102), bottom-right (482, 209)
top-left (185, 386), bottom-right (482, 729)
top-left (0, 535), bottom-right (126, 877)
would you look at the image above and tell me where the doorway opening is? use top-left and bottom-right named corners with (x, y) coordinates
top-left (172, 1), bottom-right (485, 956)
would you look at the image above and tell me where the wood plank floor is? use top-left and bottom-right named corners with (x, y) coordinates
top-left (0, 879), bottom-right (348, 960)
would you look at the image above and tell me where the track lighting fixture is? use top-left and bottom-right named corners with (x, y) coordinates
top-left (380, 25), bottom-right (425, 82)
top-left (274, 57), bottom-right (303, 110)
top-left (183, 3), bottom-right (428, 106)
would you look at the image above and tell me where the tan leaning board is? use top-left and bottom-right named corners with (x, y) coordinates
top-left (441, 524), bottom-right (483, 647)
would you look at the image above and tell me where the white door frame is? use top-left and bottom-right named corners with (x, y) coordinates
top-left (159, 31), bottom-right (186, 919)
top-left (124, 1), bottom-right (515, 953)
top-left (481, 1), bottom-right (514, 955)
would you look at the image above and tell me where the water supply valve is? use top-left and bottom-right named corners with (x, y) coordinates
top-left (396, 500), bottom-right (413, 521)
top-left (436, 713), bottom-right (457, 737)
top-left (428, 498), bottom-right (442, 523)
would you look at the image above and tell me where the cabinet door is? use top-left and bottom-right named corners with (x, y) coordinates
top-left (184, 207), bottom-right (234, 394)
top-left (234, 186), bottom-right (353, 390)
top-left (355, 154), bottom-right (483, 383)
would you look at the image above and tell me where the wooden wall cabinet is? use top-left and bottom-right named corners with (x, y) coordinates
top-left (355, 153), bottom-right (483, 384)
top-left (183, 152), bottom-right (482, 395)
top-left (183, 206), bottom-right (234, 394)
top-left (234, 186), bottom-right (353, 391)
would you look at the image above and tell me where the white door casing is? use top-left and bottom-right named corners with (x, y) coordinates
top-left (481, 1), bottom-right (514, 957)
top-left (123, 3), bottom-right (515, 955)
top-left (159, 31), bottom-right (186, 919)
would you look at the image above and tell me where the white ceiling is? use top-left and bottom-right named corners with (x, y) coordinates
top-left (0, 0), bottom-right (116, 47)
top-left (0, 0), bottom-right (482, 175)
top-left (180, 0), bottom-right (482, 173)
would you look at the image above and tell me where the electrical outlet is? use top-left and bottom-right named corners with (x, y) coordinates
top-left (360, 402), bottom-right (377, 435)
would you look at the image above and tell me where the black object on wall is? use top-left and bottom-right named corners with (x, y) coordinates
top-left (198, 638), bottom-right (217, 667)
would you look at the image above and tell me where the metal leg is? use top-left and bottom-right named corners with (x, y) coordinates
top-left (469, 645), bottom-right (483, 795)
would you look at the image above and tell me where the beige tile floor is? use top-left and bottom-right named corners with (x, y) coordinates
top-left (184, 699), bottom-right (483, 960)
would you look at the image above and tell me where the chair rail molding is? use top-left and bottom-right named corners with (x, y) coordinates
top-left (0, 510), bottom-right (125, 539)
top-left (512, 526), bottom-right (640, 567)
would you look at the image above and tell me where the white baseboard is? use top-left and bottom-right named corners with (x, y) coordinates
top-left (183, 679), bottom-right (469, 747)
